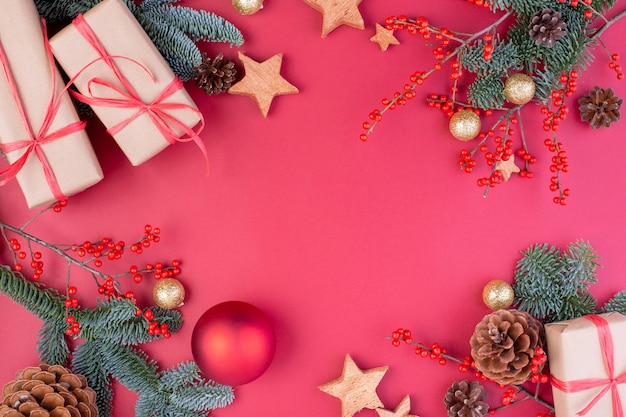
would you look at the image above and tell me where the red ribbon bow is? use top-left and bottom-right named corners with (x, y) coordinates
top-left (552, 314), bottom-right (626, 417)
top-left (69, 14), bottom-right (208, 172)
top-left (0, 19), bottom-right (86, 202)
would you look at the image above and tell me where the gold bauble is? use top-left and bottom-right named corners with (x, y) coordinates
top-left (233, 0), bottom-right (263, 15)
top-left (153, 278), bottom-right (185, 309)
top-left (482, 280), bottom-right (515, 310)
top-left (449, 110), bottom-right (481, 141)
top-left (503, 73), bottom-right (536, 105)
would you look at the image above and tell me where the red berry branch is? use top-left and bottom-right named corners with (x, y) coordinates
top-left (389, 328), bottom-right (554, 416)
top-left (361, 0), bottom-right (626, 204)
top-left (0, 202), bottom-right (181, 338)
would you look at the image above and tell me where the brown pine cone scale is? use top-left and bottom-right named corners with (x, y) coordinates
top-left (1, 365), bottom-right (97, 417)
top-left (528, 8), bottom-right (567, 48)
top-left (470, 309), bottom-right (545, 385)
top-left (193, 53), bottom-right (237, 95)
top-left (579, 86), bottom-right (622, 129)
top-left (444, 380), bottom-right (489, 417)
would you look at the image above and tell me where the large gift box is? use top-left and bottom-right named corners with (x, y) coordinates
top-left (49, 0), bottom-right (203, 167)
top-left (545, 312), bottom-right (626, 417)
top-left (0, 0), bottom-right (103, 208)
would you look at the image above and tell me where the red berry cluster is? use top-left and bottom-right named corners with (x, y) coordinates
top-left (483, 34), bottom-right (494, 61)
top-left (501, 387), bottom-right (518, 406)
top-left (608, 53), bottom-right (624, 80)
top-left (516, 148), bottom-right (537, 178)
top-left (1, 216), bottom-right (183, 342)
top-left (529, 347), bottom-right (549, 384)
top-left (65, 315), bottom-right (80, 336)
top-left (391, 328), bottom-right (449, 366)
top-left (466, 0), bottom-right (492, 8)
top-left (52, 199), bottom-right (68, 213)
top-left (142, 309), bottom-right (172, 338)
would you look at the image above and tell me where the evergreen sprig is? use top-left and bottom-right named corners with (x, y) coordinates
top-left (0, 266), bottom-right (234, 417)
top-left (512, 240), bottom-right (605, 322)
top-left (34, 0), bottom-right (243, 81)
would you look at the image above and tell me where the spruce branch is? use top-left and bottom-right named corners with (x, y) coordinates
top-left (0, 266), bottom-right (234, 417)
top-left (602, 290), bottom-right (626, 313)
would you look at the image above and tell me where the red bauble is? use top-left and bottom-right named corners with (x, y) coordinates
top-left (191, 301), bottom-right (276, 386)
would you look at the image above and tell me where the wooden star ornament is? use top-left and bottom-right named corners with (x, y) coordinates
top-left (495, 157), bottom-right (521, 181)
top-left (376, 395), bottom-right (420, 417)
top-left (228, 52), bottom-right (299, 117)
top-left (302, 0), bottom-right (364, 37)
top-left (370, 24), bottom-right (400, 52)
top-left (319, 354), bottom-right (388, 417)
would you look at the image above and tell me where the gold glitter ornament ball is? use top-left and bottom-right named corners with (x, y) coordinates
top-left (233, 0), bottom-right (263, 15)
top-left (503, 73), bottom-right (536, 105)
top-left (153, 278), bottom-right (185, 309)
top-left (482, 280), bottom-right (515, 310)
top-left (449, 110), bottom-right (481, 141)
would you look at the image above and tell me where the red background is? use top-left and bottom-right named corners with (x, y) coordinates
top-left (1, 1), bottom-right (626, 416)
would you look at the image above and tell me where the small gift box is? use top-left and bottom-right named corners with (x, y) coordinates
top-left (49, 0), bottom-right (204, 167)
top-left (545, 312), bottom-right (626, 417)
top-left (0, 0), bottom-right (103, 208)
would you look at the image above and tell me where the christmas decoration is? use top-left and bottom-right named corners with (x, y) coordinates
top-left (233, 0), bottom-right (263, 15)
top-left (513, 241), bottom-right (600, 322)
top-left (318, 354), bottom-right (388, 417)
top-left (361, 1), bottom-right (626, 204)
top-left (389, 328), bottom-right (553, 416)
top-left (546, 313), bottom-right (626, 417)
top-left (49, 0), bottom-right (208, 168)
top-left (153, 278), bottom-right (185, 309)
top-left (482, 280), bottom-right (514, 310)
top-left (527, 8), bottom-right (567, 48)
top-left (375, 395), bottom-right (418, 417)
top-left (494, 157), bottom-right (520, 182)
top-left (503, 73), bottom-right (536, 105)
top-left (0, 267), bottom-right (234, 417)
top-left (370, 24), bottom-right (399, 52)
top-left (228, 52), bottom-right (299, 118)
top-left (0, 364), bottom-right (98, 417)
top-left (0, 1), bottom-right (103, 209)
top-left (449, 110), bottom-right (481, 141)
top-left (444, 380), bottom-right (489, 417)
top-left (34, 0), bottom-right (244, 82)
top-left (469, 309), bottom-right (545, 385)
top-left (193, 52), bottom-right (237, 95)
top-left (578, 86), bottom-right (622, 129)
top-left (191, 301), bottom-right (276, 386)
top-left (302, 0), bottom-right (364, 37)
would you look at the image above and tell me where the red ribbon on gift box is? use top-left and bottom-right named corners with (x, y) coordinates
top-left (552, 314), bottom-right (626, 417)
top-left (69, 14), bottom-right (209, 172)
top-left (0, 19), bottom-right (86, 202)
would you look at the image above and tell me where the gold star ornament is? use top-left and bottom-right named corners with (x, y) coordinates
top-left (302, 0), bottom-right (364, 37)
top-left (495, 157), bottom-right (521, 181)
top-left (370, 24), bottom-right (400, 52)
top-left (319, 354), bottom-right (388, 417)
top-left (376, 395), bottom-right (420, 417)
top-left (228, 52), bottom-right (299, 117)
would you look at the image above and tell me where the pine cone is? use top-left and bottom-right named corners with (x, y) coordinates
top-left (578, 86), bottom-right (622, 129)
top-left (193, 53), bottom-right (237, 95)
top-left (444, 380), bottom-right (489, 417)
top-left (528, 8), bottom-right (567, 48)
top-left (469, 309), bottom-right (545, 385)
top-left (1, 364), bottom-right (98, 417)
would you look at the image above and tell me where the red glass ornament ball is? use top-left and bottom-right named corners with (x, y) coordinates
top-left (191, 301), bottom-right (276, 386)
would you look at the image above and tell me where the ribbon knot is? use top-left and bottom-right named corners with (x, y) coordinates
top-left (552, 314), bottom-right (626, 417)
top-left (0, 18), bottom-right (86, 202)
top-left (69, 14), bottom-right (208, 172)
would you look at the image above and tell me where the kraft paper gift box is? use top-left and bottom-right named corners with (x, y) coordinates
top-left (0, 0), bottom-right (103, 208)
top-left (49, 0), bottom-right (203, 167)
top-left (545, 312), bottom-right (626, 417)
